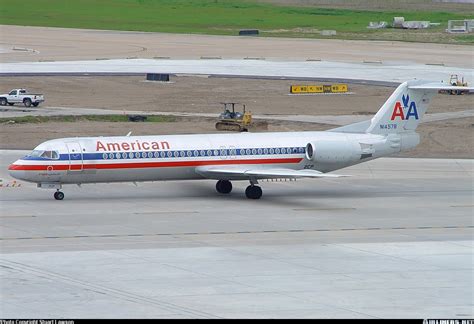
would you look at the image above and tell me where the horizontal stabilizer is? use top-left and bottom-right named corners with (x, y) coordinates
top-left (408, 83), bottom-right (474, 91)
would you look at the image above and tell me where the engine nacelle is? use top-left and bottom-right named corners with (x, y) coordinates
top-left (305, 132), bottom-right (420, 171)
top-left (305, 138), bottom-right (360, 167)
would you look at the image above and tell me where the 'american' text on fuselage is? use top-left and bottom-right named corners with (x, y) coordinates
top-left (96, 140), bottom-right (171, 152)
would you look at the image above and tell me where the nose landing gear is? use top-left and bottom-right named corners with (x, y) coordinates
top-left (54, 190), bottom-right (64, 200)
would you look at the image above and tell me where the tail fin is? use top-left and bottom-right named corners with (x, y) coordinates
top-left (331, 80), bottom-right (472, 134)
top-left (366, 80), bottom-right (472, 134)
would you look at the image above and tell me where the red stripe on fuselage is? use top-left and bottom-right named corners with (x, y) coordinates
top-left (9, 158), bottom-right (303, 171)
top-left (9, 164), bottom-right (69, 171)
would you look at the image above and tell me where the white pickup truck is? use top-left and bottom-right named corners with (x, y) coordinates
top-left (0, 89), bottom-right (45, 107)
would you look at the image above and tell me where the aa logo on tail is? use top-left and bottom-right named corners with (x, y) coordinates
top-left (390, 94), bottom-right (419, 120)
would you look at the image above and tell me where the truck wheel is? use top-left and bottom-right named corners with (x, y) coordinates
top-left (32, 102), bottom-right (39, 107)
top-left (24, 98), bottom-right (32, 107)
top-left (0, 98), bottom-right (6, 106)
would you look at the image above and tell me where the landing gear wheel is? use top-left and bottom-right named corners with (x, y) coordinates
top-left (54, 191), bottom-right (64, 200)
top-left (216, 180), bottom-right (232, 194)
top-left (245, 185), bottom-right (262, 199)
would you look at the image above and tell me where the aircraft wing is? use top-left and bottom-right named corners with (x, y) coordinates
top-left (195, 165), bottom-right (349, 180)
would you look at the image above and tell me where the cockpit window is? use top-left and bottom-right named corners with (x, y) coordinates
top-left (41, 150), bottom-right (59, 159)
top-left (28, 150), bottom-right (44, 157)
top-left (42, 151), bottom-right (53, 159)
top-left (27, 150), bottom-right (59, 159)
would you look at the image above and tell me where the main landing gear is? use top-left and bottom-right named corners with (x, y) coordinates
top-left (246, 178), bottom-right (262, 199)
top-left (215, 179), bottom-right (263, 199)
top-left (216, 180), bottom-right (233, 194)
top-left (53, 190), bottom-right (64, 200)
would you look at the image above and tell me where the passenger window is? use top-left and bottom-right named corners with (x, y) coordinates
top-left (9, 90), bottom-right (16, 95)
top-left (19, 90), bottom-right (26, 94)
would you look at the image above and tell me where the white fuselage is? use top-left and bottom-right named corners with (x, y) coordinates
top-left (8, 130), bottom-right (414, 185)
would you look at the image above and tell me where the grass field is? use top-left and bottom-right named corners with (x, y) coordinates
top-left (0, 0), bottom-right (472, 43)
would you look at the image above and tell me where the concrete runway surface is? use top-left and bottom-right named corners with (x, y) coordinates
top-left (1, 150), bottom-right (473, 318)
top-left (2, 26), bottom-right (472, 68)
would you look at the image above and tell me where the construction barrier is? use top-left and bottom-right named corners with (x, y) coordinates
top-left (290, 84), bottom-right (348, 94)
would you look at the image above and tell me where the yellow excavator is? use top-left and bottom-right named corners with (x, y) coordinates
top-left (215, 102), bottom-right (253, 132)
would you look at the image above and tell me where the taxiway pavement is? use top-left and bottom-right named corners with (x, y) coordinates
top-left (2, 59), bottom-right (472, 85)
top-left (0, 150), bottom-right (472, 318)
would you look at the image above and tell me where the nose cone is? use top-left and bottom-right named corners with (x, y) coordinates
top-left (8, 160), bottom-right (26, 181)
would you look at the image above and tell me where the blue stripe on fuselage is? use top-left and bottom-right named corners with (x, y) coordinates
top-left (21, 146), bottom-right (307, 161)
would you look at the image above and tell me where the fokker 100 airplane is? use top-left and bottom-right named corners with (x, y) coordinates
top-left (8, 80), bottom-right (472, 200)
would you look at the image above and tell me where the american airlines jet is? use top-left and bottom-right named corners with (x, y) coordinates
top-left (8, 80), bottom-right (472, 200)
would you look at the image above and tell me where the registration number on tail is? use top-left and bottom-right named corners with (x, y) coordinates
top-left (380, 124), bottom-right (397, 130)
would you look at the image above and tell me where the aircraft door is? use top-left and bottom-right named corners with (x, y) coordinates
top-left (229, 145), bottom-right (237, 159)
top-left (66, 142), bottom-right (83, 171)
top-left (218, 145), bottom-right (237, 160)
top-left (219, 145), bottom-right (228, 160)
